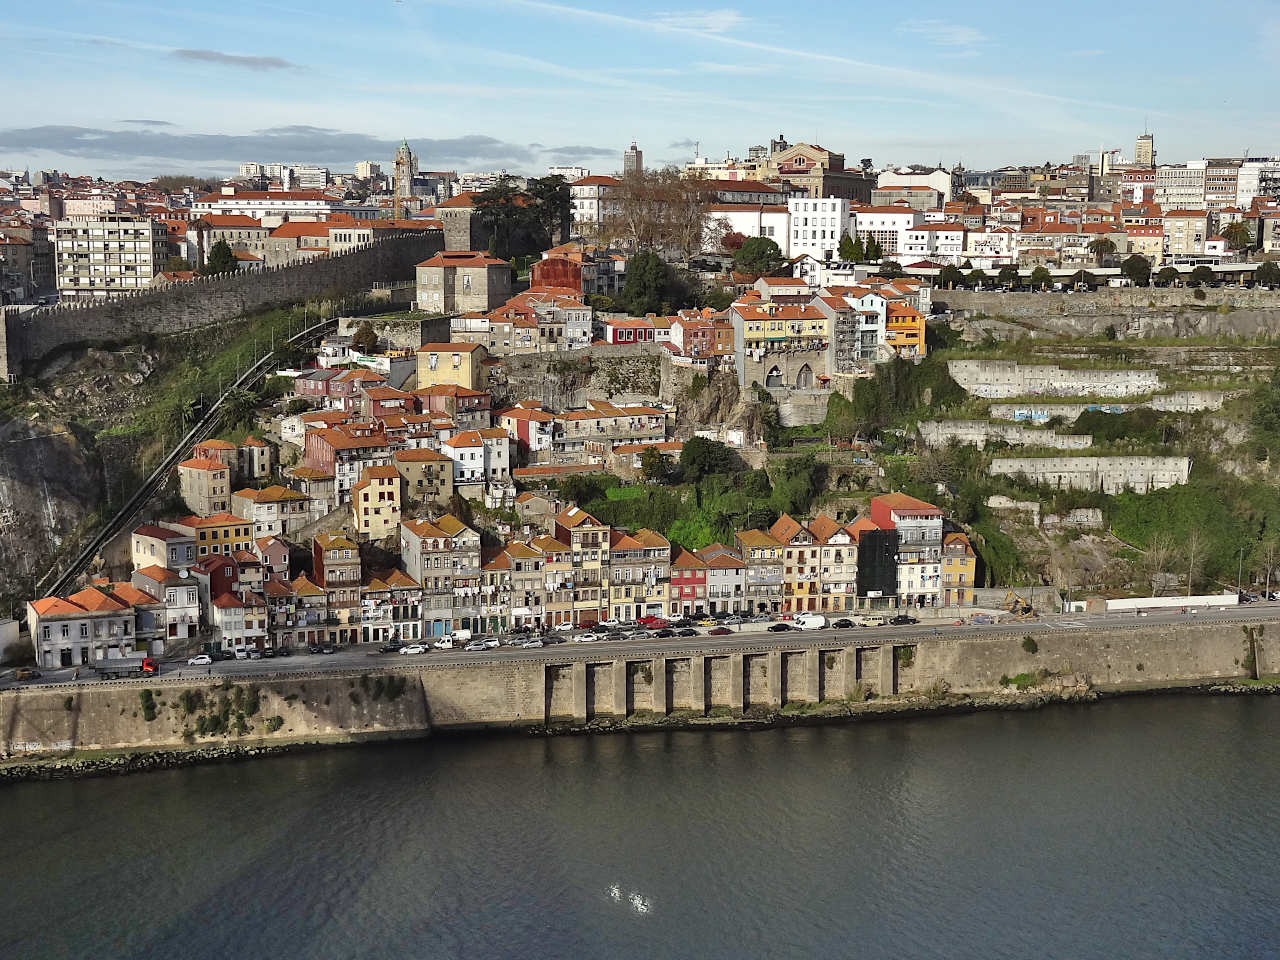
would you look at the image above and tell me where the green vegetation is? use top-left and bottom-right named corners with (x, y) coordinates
top-left (733, 236), bottom-right (784, 275)
top-left (999, 670), bottom-right (1050, 690)
top-left (64, 696), bottom-right (74, 712)
top-left (1022, 636), bottom-right (1039, 654)
top-left (178, 689), bottom-right (204, 716)
top-left (201, 239), bottom-right (238, 276)
top-left (265, 716), bottom-right (284, 733)
top-left (138, 689), bottom-right (157, 722)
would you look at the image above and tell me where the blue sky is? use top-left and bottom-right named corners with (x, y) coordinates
top-left (4, 0), bottom-right (1278, 178)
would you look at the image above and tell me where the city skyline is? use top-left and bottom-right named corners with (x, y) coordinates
top-left (5, 0), bottom-right (1280, 177)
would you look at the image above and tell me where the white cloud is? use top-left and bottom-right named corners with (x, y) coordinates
top-left (695, 61), bottom-right (764, 74)
top-left (654, 8), bottom-right (746, 32)
top-left (897, 19), bottom-right (986, 55)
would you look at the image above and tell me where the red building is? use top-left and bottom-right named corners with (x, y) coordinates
top-left (670, 548), bottom-right (708, 615)
top-left (604, 317), bottom-right (657, 344)
top-left (530, 255), bottom-right (584, 293)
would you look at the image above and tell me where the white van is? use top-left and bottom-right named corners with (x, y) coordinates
top-left (432, 636), bottom-right (454, 650)
top-left (795, 614), bottom-right (826, 630)
top-left (449, 629), bottom-right (472, 644)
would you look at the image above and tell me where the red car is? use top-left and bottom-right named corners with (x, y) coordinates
top-left (708, 626), bottom-right (732, 636)
top-left (640, 617), bottom-right (670, 630)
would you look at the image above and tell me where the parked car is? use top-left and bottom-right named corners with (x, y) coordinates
top-left (15, 667), bottom-right (41, 681)
top-left (889, 614), bottom-right (919, 626)
top-left (654, 628), bottom-right (675, 638)
top-left (599, 618), bottom-right (622, 629)
top-left (749, 614), bottom-right (772, 623)
top-left (553, 621), bottom-right (576, 632)
top-left (767, 622), bottom-right (792, 632)
top-left (520, 639), bottom-right (544, 649)
top-left (233, 648), bottom-right (249, 660)
top-left (724, 616), bottom-right (744, 625)
top-left (276, 646), bottom-right (292, 657)
top-left (463, 640), bottom-right (486, 652)
top-left (831, 618), bottom-right (854, 629)
top-left (187, 654), bottom-right (212, 666)
top-left (321, 645), bottom-right (338, 655)
top-left (248, 648), bottom-right (263, 660)
top-left (708, 626), bottom-right (732, 636)
top-left (307, 644), bottom-right (323, 655)
top-left (669, 618), bottom-right (693, 629)
top-left (575, 633), bottom-right (598, 643)
top-left (795, 614), bottom-right (826, 630)
top-left (261, 647), bottom-right (276, 659)
top-left (399, 643), bottom-right (428, 655)
top-left (380, 641), bottom-right (403, 653)
top-left (696, 617), bottom-right (718, 627)
top-left (480, 638), bottom-right (498, 649)
top-left (676, 628), bottom-right (698, 637)
top-left (857, 616), bottom-right (887, 628)
top-left (433, 636), bottom-right (454, 650)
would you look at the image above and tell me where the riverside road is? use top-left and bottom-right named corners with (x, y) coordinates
top-left (8, 601), bottom-right (1278, 689)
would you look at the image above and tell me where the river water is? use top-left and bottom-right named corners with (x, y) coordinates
top-left (4, 696), bottom-right (1280, 959)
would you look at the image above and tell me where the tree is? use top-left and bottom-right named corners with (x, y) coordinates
top-left (526, 175), bottom-right (572, 246)
top-left (640, 446), bottom-right (669, 483)
top-left (474, 176), bottom-right (530, 260)
top-left (1184, 528), bottom-right (1205, 593)
top-left (1145, 531), bottom-right (1175, 595)
top-left (1189, 265), bottom-right (1215, 286)
top-left (733, 236), bottom-right (784, 275)
top-left (1222, 221), bottom-right (1252, 251)
top-left (352, 321), bottom-right (378, 355)
top-left (202, 239), bottom-right (238, 276)
top-left (938, 264), bottom-right (964, 289)
top-left (997, 264), bottom-right (1020, 288)
top-left (1121, 254), bottom-right (1151, 287)
top-left (679, 436), bottom-right (736, 482)
top-left (1072, 270), bottom-right (1098, 290)
top-left (1087, 236), bottom-right (1117, 266)
top-left (966, 268), bottom-right (988, 289)
top-left (838, 232), bottom-right (857, 260)
top-left (447, 493), bottom-right (474, 527)
top-left (850, 235), bottom-right (866, 262)
top-left (164, 255), bottom-right (190, 273)
top-left (865, 236), bottom-right (884, 261)
top-left (1156, 266), bottom-right (1181, 286)
top-left (1255, 538), bottom-right (1280, 599)
top-left (878, 260), bottom-right (904, 279)
top-left (1256, 260), bottom-right (1280, 287)
top-left (620, 250), bottom-right (671, 315)
top-left (721, 231), bottom-right (747, 253)
top-left (1029, 265), bottom-right (1053, 290)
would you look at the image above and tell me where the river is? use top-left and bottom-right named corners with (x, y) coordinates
top-left (3, 695), bottom-right (1279, 959)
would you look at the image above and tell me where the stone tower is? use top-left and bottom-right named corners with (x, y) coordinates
top-left (394, 140), bottom-right (417, 217)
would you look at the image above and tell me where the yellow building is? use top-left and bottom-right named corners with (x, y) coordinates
top-left (351, 465), bottom-right (402, 541)
top-left (168, 512), bottom-right (254, 558)
top-left (770, 514), bottom-right (821, 614)
top-left (885, 302), bottom-right (926, 359)
top-left (942, 532), bottom-right (977, 607)
top-left (415, 341), bottom-right (488, 391)
top-left (732, 301), bottom-right (829, 350)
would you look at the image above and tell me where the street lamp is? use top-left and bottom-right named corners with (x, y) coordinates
top-left (1238, 546), bottom-right (1245, 599)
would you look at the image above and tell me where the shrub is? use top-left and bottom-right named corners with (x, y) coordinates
top-left (895, 646), bottom-right (915, 668)
top-left (265, 716), bottom-right (284, 733)
top-left (1022, 636), bottom-right (1039, 654)
top-left (138, 689), bottom-right (157, 722)
top-left (178, 689), bottom-right (204, 716)
top-left (63, 696), bottom-right (74, 712)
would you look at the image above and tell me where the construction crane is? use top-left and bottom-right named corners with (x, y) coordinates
top-left (1003, 591), bottom-right (1038, 620)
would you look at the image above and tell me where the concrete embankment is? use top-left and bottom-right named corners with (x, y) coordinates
top-left (2, 619), bottom-right (1276, 780)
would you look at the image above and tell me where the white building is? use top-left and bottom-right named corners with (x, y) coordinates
top-left (788, 197), bottom-right (852, 260)
top-left (53, 214), bottom-right (166, 298)
top-left (849, 205), bottom-right (924, 256)
top-left (707, 203), bottom-right (790, 253)
top-left (191, 187), bottom-right (377, 221)
top-left (876, 167), bottom-right (958, 203)
top-left (442, 427), bottom-right (511, 490)
top-left (569, 176), bottom-right (621, 233)
top-left (902, 223), bottom-right (967, 263)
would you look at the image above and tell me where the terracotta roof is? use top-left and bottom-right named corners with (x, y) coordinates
top-left (417, 342), bottom-right (483, 353)
top-left (873, 492), bottom-right (941, 514)
top-left (417, 251), bottom-right (509, 268)
top-left (671, 547), bottom-right (707, 570)
top-left (133, 524), bottom-right (187, 541)
top-left (291, 574), bottom-right (324, 597)
top-left (394, 448), bottom-right (451, 463)
top-left (30, 597), bottom-right (86, 616)
top-left (67, 586), bottom-right (128, 612)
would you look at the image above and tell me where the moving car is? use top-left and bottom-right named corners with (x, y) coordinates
top-left (520, 639), bottom-right (545, 649)
top-left (767, 623), bottom-right (792, 632)
top-left (575, 633), bottom-right (598, 643)
top-left (399, 643), bottom-right (428, 655)
top-left (463, 640), bottom-right (486, 652)
top-left (831, 618), bottom-right (854, 629)
top-left (889, 614), bottom-right (919, 626)
top-left (380, 641), bottom-right (403, 653)
top-left (857, 616), bottom-right (887, 628)
top-left (795, 614), bottom-right (826, 631)
top-left (482, 638), bottom-right (500, 649)
top-left (15, 667), bottom-right (41, 681)
top-left (187, 654), bottom-right (212, 666)
top-left (708, 627), bottom-right (732, 636)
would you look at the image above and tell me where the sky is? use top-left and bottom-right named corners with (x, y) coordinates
top-left (4, 0), bottom-right (1279, 180)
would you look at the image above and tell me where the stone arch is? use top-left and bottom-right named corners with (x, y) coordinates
top-left (765, 365), bottom-right (784, 388)
top-left (794, 363), bottom-right (814, 388)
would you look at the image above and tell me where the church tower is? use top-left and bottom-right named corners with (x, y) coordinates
top-left (393, 140), bottom-right (417, 217)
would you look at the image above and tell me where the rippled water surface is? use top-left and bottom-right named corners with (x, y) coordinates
top-left (4, 696), bottom-right (1280, 959)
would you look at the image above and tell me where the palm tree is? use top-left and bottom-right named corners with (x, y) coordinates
top-left (1087, 237), bottom-right (1116, 267)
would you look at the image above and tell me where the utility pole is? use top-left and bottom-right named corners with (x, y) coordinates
top-left (1238, 546), bottom-right (1245, 598)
